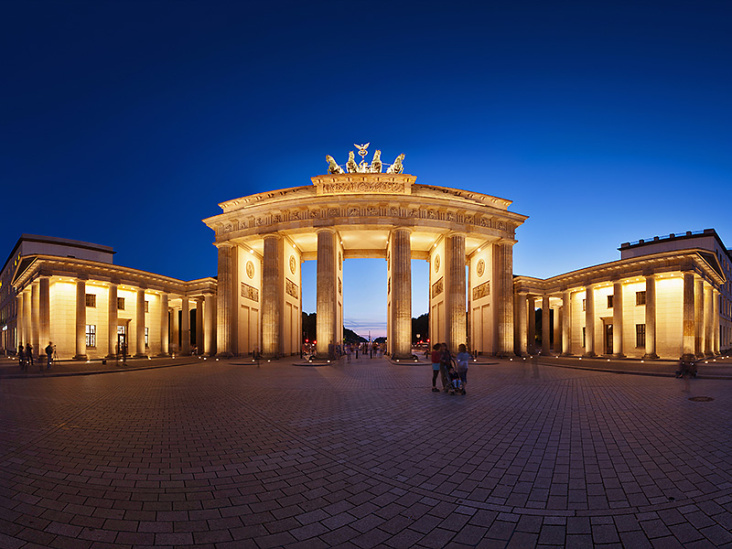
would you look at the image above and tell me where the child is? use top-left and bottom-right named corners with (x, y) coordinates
top-left (448, 366), bottom-right (462, 393)
top-left (430, 343), bottom-right (441, 392)
top-left (456, 344), bottom-right (470, 395)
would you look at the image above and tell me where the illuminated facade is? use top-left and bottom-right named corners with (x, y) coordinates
top-left (514, 229), bottom-right (730, 360)
top-left (8, 235), bottom-right (216, 360)
top-left (203, 163), bottom-right (526, 358)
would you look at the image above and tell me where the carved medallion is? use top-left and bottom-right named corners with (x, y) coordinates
top-left (338, 278), bottom-right (342, 294)
top-left (434, 254), bottom-right (440, 273)
top-left (477, 259), bottom-right (485, 277)
top-left (339, 251), bottom-right (342, 269)
top-left (246, 261), bottom-right (254, 279)
top-left (289, 255), bottom-right (296, 274)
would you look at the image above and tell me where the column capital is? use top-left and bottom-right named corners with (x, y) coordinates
top-left (316, 227), bottom-right (337, 235)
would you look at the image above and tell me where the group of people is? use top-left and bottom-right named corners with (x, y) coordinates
top-left (17, 342), bottom-right (54, 371)
top-left (430, 343), bottom-right (471, 395)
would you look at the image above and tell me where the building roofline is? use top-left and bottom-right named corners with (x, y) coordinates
top-left (619, 228), bottom-right (732, 260)
top-left (1, 234), bottom-right (115, 275)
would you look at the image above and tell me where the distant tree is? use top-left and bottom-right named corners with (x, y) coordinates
top-left (412, 313), bottom-right (429, 343)
top-left (374, 336), bottom-right (387, 344)
top-left (343, 327), bottom-right (367, 343)
top-left (301, 311), bottom-right (368, 343)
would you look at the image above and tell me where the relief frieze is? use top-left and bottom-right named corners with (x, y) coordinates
top-left (285, 278), bottom-right (298, 299)
top-left (472, 281), bottom-right (490, 300)
top-left (432, 277), bottom-right (444, 298)
top-left (241, 282), bottom-right (259, 302)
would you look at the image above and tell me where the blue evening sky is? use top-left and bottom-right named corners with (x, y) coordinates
top-left (3, 1), bottom-right (731, 338)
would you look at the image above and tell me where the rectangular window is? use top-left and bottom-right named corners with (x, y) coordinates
top-left (85, 293), bottom-right (96, 307)
top-left (86, 325), bottom-right (97, 348)
top-left (145, 327), bottom-right (149, 348)
top-left (118, 297), bottom-right (125, 310)
top-left (145, 300), bottom-right (149, 313)
top-left (582, 327), bottom-right (586, 348)
top-left (636, 291), bottom-right (646, 306)
top-left (607, 295), bottom-right (613, 309)
top-left (582, 299), bottom-right (586, 311)
top-left (636, 324), bottom-right (646, 348)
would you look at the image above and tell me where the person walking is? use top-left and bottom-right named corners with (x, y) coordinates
top-left (25, 342), bottom-right (33, 368)
top-left (439, 343), bottom-right (453, 392)
top-left (456, 344), bottom-right (471, 395)
top-left (45, 342), bottom-right (54, 370)
top-left (18, 344), bottom-right (26, 371)
top-left (430, 343), bottom-right (441, 392)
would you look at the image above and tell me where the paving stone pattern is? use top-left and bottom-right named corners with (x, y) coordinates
top-left (1, 357), bottom-right (731, 548)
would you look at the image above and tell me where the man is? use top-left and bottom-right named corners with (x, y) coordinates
top-left (45, 342), bottom-right (53, 370)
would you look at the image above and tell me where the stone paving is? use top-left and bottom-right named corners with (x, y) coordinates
top-left (1, 355), bottom-right (731, 548)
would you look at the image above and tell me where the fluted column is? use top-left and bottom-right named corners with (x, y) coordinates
top-left (561, 290), bottom-right (571, 355)
top-left (644, 275), bottom-right (658, 359)
top-left (171, 305), bottom-right (180, 354)
top-left (541, 296), bottom-right (550, 355)
top-left (584, 284), bottom-right (596, 357)
top-left (23, 290), bottom-right (31, 353)
top-left (516, 292), bottom-right (528, 356)
top-left (445, 234), bottom-right (466, 353)
top-left (204, 293), bottom-right (215, 356)
top-left (695, 279), bottom-right (705, 358)
top-left (712, 289), bottom-right (720, 354)
top-left (494, 241), bottom-right (514, 356)
top-left (262, 234), bottom-right (283, 357)
top-left (181, 297), bottom-right (190, 355)
top-left (16, 294), bottom-right (24, 348)
top-left (107, 283), bottom-right (118, 357)
top-left (159, 293), bottom-right (169, 356)
top-left (527, 296), bottom-right (536, 353)
top-left (74, 280), bottom-right (87, 360)
top-left (216, 243), bottom-right (236, 357)
top-left (39, 277), bottom-right (50, 358)
top-left (704, 285), bottom-right (713, 356)
top-left (195, 297), bottom-right (204, 354)
top-left (391, 228), bottom-right (412, 359)
top-left (682, 273), bottom-right (695, 360)
top-left (612, 281), bottom-right (624, 357)
top-left (316, 229), bottom-right (337, 358)
top-left (31, 282), bottom-right (39, 358)
top-left (135, 289), bottom-right (146, 357)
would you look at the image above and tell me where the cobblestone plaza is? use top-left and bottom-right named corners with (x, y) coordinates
top-left (1, 358), bottom-right (732, 548)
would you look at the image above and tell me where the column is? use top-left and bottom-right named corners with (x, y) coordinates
top-left (107, 282), bottom-right (118, 357)
top-left (584, 284), bottom-right (596, 357)
top-left (644, 275), bottom-right (658, 359)
top-left (74, 280), bottom-right (87, 360)
top-left (181, 296), bottom-right (190, 354)
top-left (553, 304), bottom-right (561, 353)
top-left (612, 281), bottom-right (624, 357)
top-left (316, 229), bottom-right (337, 358)
top-left (391, 228), bottom-right (412, 359)
top-left (445, 234), bottom-right (466, 353)
top-left (562, 290), bottom-right (571, 355)
top-left (39, 277), bottom-right (50, 358)
top-left (713, 289), bottom-right (720, 354)
top-left (516, 292), bottom-right (528, 356)
top-left (135, 288), bottom-right (146, 357)
top-left (541, 296), bottom-right (550, 355)
top-left (31, 282), bottom-right (40, 358)
top-left (204, 293), bottom-right (215, 356)
top-left (195, 297), bottom-right (204, 354)
top-left (695, 279), bottom-right (705, 358)
top-left (262, 234), bottom-right (283, 357)
top-left (159, 292), bottom-right (169, 356)
top-left (682, 272), bottom-right (695, 360)
top-left (16, 294), bottom-right (23, 348)
top-left (527, 296), bottom-right (536, 353)
top-left (216, 243), bottom-right (236, 357)
top-left (493, 241), bottom-right (514, 356)
top-left (171, 304), bottom-right (180, 354)
top-left (23, 290), bottom-right (31, 353)
top-left (704, 285), bottom-right (713, 355)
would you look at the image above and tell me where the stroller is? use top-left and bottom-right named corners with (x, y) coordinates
top-left (676, 358), bottom-right (697, 378)
top-left (440, 351), bottom-right (464, 395)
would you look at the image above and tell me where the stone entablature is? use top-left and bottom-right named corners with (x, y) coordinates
top-left (206, 175), bottom-right (525, 245)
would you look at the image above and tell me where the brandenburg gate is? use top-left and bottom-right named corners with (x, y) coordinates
top-left (204, 146), bottom-right (527, 359)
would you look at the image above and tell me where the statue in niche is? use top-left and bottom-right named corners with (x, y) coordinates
top-left (326, 155), bottom-right (344, 174)
top-left (386, 153), bottom-right (405, 174)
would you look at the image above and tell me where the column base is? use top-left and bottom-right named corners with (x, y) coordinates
top-left (680, 353), bottom-right (697, 363)
top-left (157, 352), bottom-right (169, 357)
top-left (643, 353), bottom-right (659, 360)
top-left (613, 353), bottom-right (626, 359)
top-left (216, 352), bottom-right (234, 358)
top-left (560, 352), bottom-right (573, 357)
top-left (134, 353), bottom-right (148, 358)
top-left (583, 352), bottom-right (596, 358)
top-left (73, 354), bottom-right (87, 360)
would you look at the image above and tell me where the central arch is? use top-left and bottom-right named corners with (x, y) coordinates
top-left (204, 170), bottom-right (527, 359)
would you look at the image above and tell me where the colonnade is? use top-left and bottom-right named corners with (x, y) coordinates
top-left (516, 272), bottom-right (720, 359)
